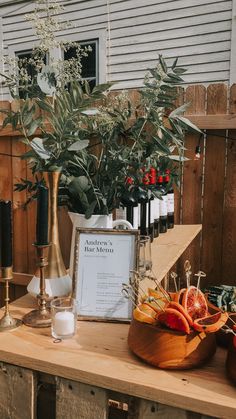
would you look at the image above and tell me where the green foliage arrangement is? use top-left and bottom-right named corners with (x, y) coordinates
top-left (0, 1), bottom-right (201, 218)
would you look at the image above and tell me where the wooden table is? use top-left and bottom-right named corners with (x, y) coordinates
top-left (0, 294), bottom-right (235, 419)
top-left (1, 224), bottom-right (234, 419)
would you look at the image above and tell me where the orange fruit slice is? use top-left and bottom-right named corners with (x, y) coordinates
top-left (193, 311), bottom-right (228, 333)
top-left (133, 304), bottom-right (157, 325)
top-left (168, 291), bottom-right (178, 301)
top-left (167, 301), bottom-right (193, 327)
top-left (176, 288), bottom-right (186, 304)
top-left (157, 308), bottom-right (191, 334)
top-left (182, 286), bottom-right (208, 321)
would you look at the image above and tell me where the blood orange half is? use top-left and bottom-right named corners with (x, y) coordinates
top-left (176, 288), bottom-right (186, 305)
top-left (168, 301), bottom-right (193, 327)
top-left (193, 311), bottom-right (228, 333)
top-left (157, 308), bottom-right (191, 334)
top-left (182, 286), bottom-right (208, 321)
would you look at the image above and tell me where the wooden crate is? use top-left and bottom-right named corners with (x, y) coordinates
top-left (0, 363), bottom-right (217, 419)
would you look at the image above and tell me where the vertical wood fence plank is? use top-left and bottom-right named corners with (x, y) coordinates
top-left (174, 87), bottom-right (185, 225)
top-left (12, 139), bottom-right (28, 273)
top-left (178, 86), bottom-right (205, 285)
top-left (221, 84), bottom-right (236, 283)
top-left (201, 84), bottom-right (227, 286)
top-left (56, 378), bottom-right (108, 419)
top-left (0, 362), bottom-right (36, 419)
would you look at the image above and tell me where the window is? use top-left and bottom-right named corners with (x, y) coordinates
top-left (64, 40), bottom-right (98, 89)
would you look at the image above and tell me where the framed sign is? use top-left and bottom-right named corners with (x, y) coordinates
top-left (73, 228), bottom-right (139, 322)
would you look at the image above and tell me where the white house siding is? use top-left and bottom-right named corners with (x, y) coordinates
top-left (0, 0), bottom-right (234, 96)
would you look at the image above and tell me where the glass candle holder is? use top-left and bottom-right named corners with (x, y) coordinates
top-left (139, 235), bottom-right (152, 276)
top-left (51, 297), bottom-right (77, 340)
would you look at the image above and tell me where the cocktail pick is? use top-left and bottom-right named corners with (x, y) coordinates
top-left (228, 316), bottom-right (236, 327)
top-left (121, 284), bottom-right (137, 307)
top-left (184, 260), bottom-right (192, 288)
top-left (194, 271), bottom-right (206, 291)
top-left (170, 271), bottom-right (178, 292)
top-left (221, 324), bottom-right (236, 336)
top-left (129, 270), bottom-right (147, 298)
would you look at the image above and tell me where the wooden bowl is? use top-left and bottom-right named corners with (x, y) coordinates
top-left (128, 319), bottom-right (216, 370)
top-left (207, 300), bottom-right (236, 348)
top-left (226, 334), bottom-right (236, 385)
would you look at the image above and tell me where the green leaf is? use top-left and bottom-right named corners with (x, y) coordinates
top-left (169, 103), bottom-right (190, 117)
top-left (173, 67), bottom-right (187, 75)
top-left (159, 55), bottom-right (167, 73)
top-left (2, 115), bottom-right (12, 129)
top-left (36, 99), bottom-right (53, 113)
top-left (153, 136), bottom-right (171, 155)
top-left (171, 57), bottom-right (178, 69)
top-left (21, 150), bottom-right (38, 160)
top-left (27, 118), bottom-right (42, 136)
top-left (176, 116), bottom-right (202, 133)
top-left (84, 80), bottom-right (91, 96)
top-left (148, 68), bottom-right (161, 80)
top-left (92, 83), bottom-right (113, 94)
top-left (69, 176), bottom-right (90, 192)
top-left (81, 109), bottom-right (100, 116)
top-left (169, 155), bottom-right (189, 162)
top-left (30, 137), bottom-right (51, 160)
top-left (85, 200), bottom-right (98, 219)
top-left (68, 140), bottom-right (89, 151)
top-left (11, 114), bottom-right (19, 130)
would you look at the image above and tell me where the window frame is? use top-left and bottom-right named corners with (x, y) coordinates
top-left (55, 29), bottom-right (106, 84)
top-left (9, 28), bottom-right (106, 86)
top-left (63, 38), bottom-right (99, 87)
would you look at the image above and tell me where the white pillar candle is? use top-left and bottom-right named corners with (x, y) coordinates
top-left (53, 311), bottom-right (75, 336)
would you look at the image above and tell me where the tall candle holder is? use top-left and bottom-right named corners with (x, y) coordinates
top-left (0, 266), bottom-right (22, 331)
top-left (23, 244), bottom-right (52, 327)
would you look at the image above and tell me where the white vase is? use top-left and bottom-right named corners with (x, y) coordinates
top-left (68, 212), bottom-right (133, 276)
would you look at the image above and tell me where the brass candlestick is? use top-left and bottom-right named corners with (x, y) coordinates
top-left (0, 266), bottom-right (22, 331)
top-left (23, 244), bottom-right (52, 327)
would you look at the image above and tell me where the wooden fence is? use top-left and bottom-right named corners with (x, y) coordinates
top-left (0, 83), bottom-right (236, 303)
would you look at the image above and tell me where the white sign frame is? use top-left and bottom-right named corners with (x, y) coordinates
top-left (72, 228), bottom-right (139, 322)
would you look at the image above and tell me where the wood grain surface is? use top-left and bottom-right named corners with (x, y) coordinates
top-left (201, 84), bottom-right (227, 285)
top-left (0, 294), bottom-right (235, 419)
top-left (0, 362), bottom-right (36, 419)
top-left (221, 85), bottom-right (236, 283)
top-left (179, 86), bottom-right (205, 286)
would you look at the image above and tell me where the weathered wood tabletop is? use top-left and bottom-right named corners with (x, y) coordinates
top-left (0, 293), bottom-right (235, 419)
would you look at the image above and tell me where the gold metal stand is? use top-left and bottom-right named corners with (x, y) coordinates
top-left (23, 244), bottom-right (52, 328)
top-left (0, 266), bottom-right (22, 332)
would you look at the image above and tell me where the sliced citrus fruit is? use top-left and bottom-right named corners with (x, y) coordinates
top-left (193, 311), bottom-right (228, 333)
top-left (182, 286), bottom-right (208, 321)
top-left (143, 300), bottom-right (164, 313)
top-left (157, 308), bottom-right (191, 334)
top-left (176, 288), bottom-right (186, 304)
top-left (148, 287), bottom-right (170, 301)
top-left (168, 291), bottom-right (178, 301)
top-left (167, 301), bottom-right (193, 326)
top-left (133, 304), bottom-right (157, 324)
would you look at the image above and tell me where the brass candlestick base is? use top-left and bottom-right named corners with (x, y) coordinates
top-left (0, 267), bottom-right (22, 332)
top-left (23, 244), bottom-right (52, 328)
